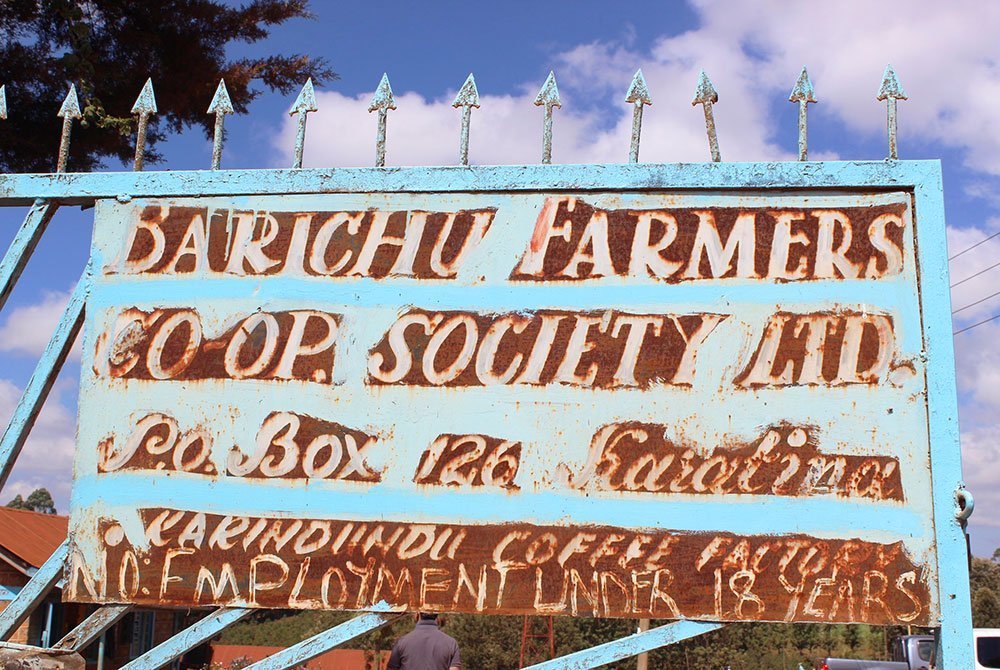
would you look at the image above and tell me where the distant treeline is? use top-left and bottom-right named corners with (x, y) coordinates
top-left (215, 550), bottom-right (1000, 670)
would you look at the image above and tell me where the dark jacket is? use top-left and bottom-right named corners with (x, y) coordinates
top-left (387, 619), bottom-right (461, 670)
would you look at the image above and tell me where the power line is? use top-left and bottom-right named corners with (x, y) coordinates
top-left (950, 230), bottom-right (1000, 261)
top-left (953, 288), bottom-right (1000, 314)
top-left (954, 312), bottom-right (1000, 335)
top-left (951, 259), bottom-right (1000, 288)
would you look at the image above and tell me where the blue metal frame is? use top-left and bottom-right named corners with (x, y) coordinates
top-left (119, 608), bottom-right (250, 670)
top-left (243, 611), bottom-right (402, 670)
top-left (0, 160), bottom-right (972, 668)
top-left (0, 540), bottom-right (68, 641)
top-left (523, 620), bottom-right (723, 669)
top-left (0, 160), bottom-right (946, 202)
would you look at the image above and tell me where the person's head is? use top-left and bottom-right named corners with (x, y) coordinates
top-left (418, 612), bottom-right (438, 621)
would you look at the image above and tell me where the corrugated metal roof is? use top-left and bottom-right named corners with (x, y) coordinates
top-left (0, 507), bottom-right (67, 569)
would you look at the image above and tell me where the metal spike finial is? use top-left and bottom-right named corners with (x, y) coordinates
top-left (877, 64), bottom-right (907, 101)
top-left (289, 78), bottom-right (318, 169)
top-left (57, 85), bottom-right (82, 119)
top-left (692, 70), bottom-right (719, 105)
top-left (789, 66), bottom-right (817, 161)
top-left (877, 64), bottom-right (907, 160)
top-left (290, 78), bottom-right (318, 114)
top-left (691, 70), bottom-right (721, 162)
top-left (368, 73), bottom-right (396, 167)
top-left (452, 73), bottom-right (480, 166)
top-left (131, 78), bottom-right (157, 171)
top-left (0, 86), bottom-right (7, 121)
top-left (452, 73), bottom-right (480, 108)
top-left (534, 71), bottom-right (562, 164)
top-left (131, 78), bottom-right (158, 115)
top-left (207, 79), bottom-right (234, 115)
top-left (207, 79), bottom-right (234, 170)
top-left (625, 68), bottom-right (652, 163)
top-left (56, 84), bottom-right (82, 173)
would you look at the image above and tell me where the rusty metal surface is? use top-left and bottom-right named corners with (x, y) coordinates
top-left (72, 509), bottom-right (929, 625)
top-left (208, 80), bottom-right (234, 170)
top-left (789, 67), bottom-right (816, 161)
top-left (131, 79), bottom-right (157, 172)
top-left (692, 71), bottom-right (721, 162)
top-left (369, 74), bottom-right (396, 168)
top-left (52, 605), bottom-right (131, 652)
top-left (534, 72), bottom-right (561, 164)
top-left (70, 188), bottom-right (937, 626)
top-left (0, 645), bottom-right (85, 670)
top-left (625, 69), bottom-right (652, 164)
top-left (452, 74), bottom-right (480, 166)
top-left (289, 79), bottom-right (317, 169)
top-left (878, 65), bottom-right (907, 160)
top-left (56, 86), bottom-right (81, 173)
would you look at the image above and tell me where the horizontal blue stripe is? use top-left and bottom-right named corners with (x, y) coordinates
top-left (71, 472), bottom-right (927, 541)
top-left (89, 275), bottom-right (913, 311)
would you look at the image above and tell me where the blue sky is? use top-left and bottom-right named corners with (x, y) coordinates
top-left (2, 0), bottom-right (1000, 555)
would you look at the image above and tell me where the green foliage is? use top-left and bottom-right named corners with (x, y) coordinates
top-left (215, 547), bottom-right (1000, 669)
top-left (974, 588), bottom-right (1000, 628)
top-left (202, 658), bottom-right (252, 670)
top-left (216, 612), bottom-right (906, 670)
top-left (6, 487), bottom-right (56, 513)
top-left (972, 555), bottom-right (1000, 628)
top-left (0, 0), bottom-right (335, 172)
top-left (218, 610), bottom-right (355, 647)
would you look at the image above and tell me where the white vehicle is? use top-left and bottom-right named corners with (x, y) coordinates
top-left (820, 629), bottom-right (1000, 669)
top-left (976, 628), bottom-right (1000, 670)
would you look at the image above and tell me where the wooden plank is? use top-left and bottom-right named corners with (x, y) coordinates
top-left (53, 605), bottom-right (132, 652)
top-left (522, 620), bottom-right (722, 670)
top-left (0, 276), bottom-right (85, 490)
top-left (243, 612), bottom-right (402, 670)
top-left (0, 541), bottom-right (68, 641)
top-left (119, 608), bottom-right (250, 670)
top-left (0, 201), bottom-right (58, 312)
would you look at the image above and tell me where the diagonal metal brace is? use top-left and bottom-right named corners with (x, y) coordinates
top-left (0, 201), bottom-right (59, 313)
top-left (244, 611), bottom-right (403, 670)
top-left (120, 608), bottom-right (251, 670)
top-left (0, 273), bottom-right (86, 491)
top-left (53, 604), bottom-right (132, 651)
top-left (0, 540), bottom-right (69, 641)
top-left (522, 620), bottom-right (723, 670)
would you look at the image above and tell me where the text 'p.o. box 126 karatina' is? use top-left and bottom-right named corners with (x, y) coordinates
top-left (67, 184), bottom-right (941, 626)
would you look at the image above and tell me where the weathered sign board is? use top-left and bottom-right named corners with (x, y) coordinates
top-left (66, 175), bottom-right (952, 627)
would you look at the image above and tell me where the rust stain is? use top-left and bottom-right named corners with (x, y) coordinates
top-left (367, 309), bottom-right (727, 389)
top-left (67, 510), bottom-right (932, 626)
top-left (100, 308), bottom-right (340, 384)
top-left (511, 197), bottom-right (906, 282)
top-left (414, 434), bottom-right (521, 489)
top-left (227, 412), bottom-right (381, 482)
top-left (736, 311), bottom-right (900, 387)
top-left (115, 205), bottom-right (496, 279)
top-left (98, 414), bottom-right (215, 475)
top-left (558, 423), bottom-right (903, 502)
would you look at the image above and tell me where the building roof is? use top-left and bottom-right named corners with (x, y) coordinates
top-left (0, 507), bottom-right (67, 570)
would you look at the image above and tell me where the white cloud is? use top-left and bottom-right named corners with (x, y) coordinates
top-left (277, 82), bottom-right (790, 169)
top-left (0, 378), bottom-right (76, 513)
top-left (274, 0), bottom-right (1000, 173)
top-left (960, 426), bottom-right (1000, 554)
top-left (948, 222), bottom-right (1000, 323)
top-left (267, 1), bottom-right (1000, 553)
top-left (679, 0), bottom-right (1000, 172)
top-left (0, 289), bottom-right (81, 361)
top-left (272, 24), bottom-right (792, 167)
